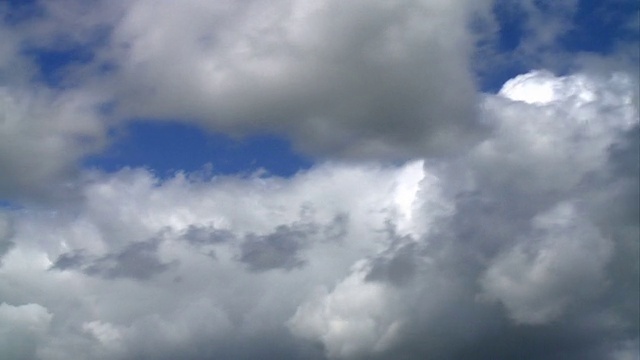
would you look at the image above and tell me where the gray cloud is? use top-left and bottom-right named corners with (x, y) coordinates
top-left (51, 240), bottom-right (173, 280)
top-left (0, 303), bottom-right (52, 360)
top-left (237, 213), bottom-right (349, 272)
top-left (240, 225), bottom-right (308, 272)
top-left (81, 0), bottom-right (492, 159)
top-left (0, 213), bottom-right (15, 264)
top-left (0, 86), bottom-right (106, 200)
top-left (50, 249), bottom-right (88, 271)
top-left (181, 225), bottom-right (235, 246)
top-left (364, 232), bottom-right (418, 287)
top-left (288, 70), bottom-right (639, 359)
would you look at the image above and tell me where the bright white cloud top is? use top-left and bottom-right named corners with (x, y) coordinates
top-left (0, 0), bottom-right (638, 360)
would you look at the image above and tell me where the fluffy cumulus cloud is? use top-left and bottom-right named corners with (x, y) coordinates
top-left (93, 0), bottom-right (493, 158)
top-left (0, 0), bottom-right (638, 360)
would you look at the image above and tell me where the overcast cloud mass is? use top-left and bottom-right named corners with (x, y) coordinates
top-left (0, 0), bottom-right (638, 359)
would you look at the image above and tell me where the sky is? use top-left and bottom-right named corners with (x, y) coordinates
top-left (0, 0), bottom-right (638, 359)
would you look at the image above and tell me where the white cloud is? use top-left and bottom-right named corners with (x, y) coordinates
top-left (0, 68), bottom-right (636, 359)
top-left (474, 70), bottom-right (637, 193)
top-left (83, 321), bottom-right (122, 346)
top-left (0, 160), bottom-right (434, 359)
top-left (0, 0), bottom-right (638, 358)
top-left (93, 0), bottom-right (491, 158)
top-left (288, 261), bottom-right (403, 359)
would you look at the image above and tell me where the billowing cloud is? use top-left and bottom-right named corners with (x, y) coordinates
top-left (1, 160), bottom-right (430, 360)
top-left (86, 0), bottom-right (491, 159)
top-left (0, 0), bottom-right (638, 359)
top-left (289, 260), bottom-right (404, 359)
top-left (0, 69), bottom-right (637, 359)
top-left (480, 201), bottom-right (613, 324)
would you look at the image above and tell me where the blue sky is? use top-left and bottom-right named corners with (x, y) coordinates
top-left (0, 1), bottom-right (638, 359)
top-left (83, 122), bottom-right (312, 178)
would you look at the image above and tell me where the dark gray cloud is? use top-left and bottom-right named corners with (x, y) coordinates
top-left (365, 234), bottom-right (417, 287)
top-left (51, 240), bottom-right (173, 280)
top-left (181, 225), bottom-right (235, 246)
top-left (240, 225), bottom-right (308, 272)
top-left (0, 213), bottom-right (15, 264)
top-left (119, 328), bottom-right (326, 360)
top-left (85, 240), bottom-right (173, 280)
top-left (50, 249), bottom-right (88, 271)
top-left (238, 213), bottom-right (351, 272)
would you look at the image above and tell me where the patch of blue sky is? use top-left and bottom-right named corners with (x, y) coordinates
top-left (560, 0), bottom-right (639, 53)
top-left (492, 0), bottom-right (528, 52)
top-left (1, 0), bottom-right (40, 25)
top-left (0, 200), bottom-right (22, 211)
top-left (83, 121), bottom-right (313, 179)
top-left (472, 0), bottom-right (529, 92)
top-left (23, 46), bottom-right (95, 87)
top-left (19, 27), bottom-right (112, 88)
top-left (477, 0), bottom-right (639, 92)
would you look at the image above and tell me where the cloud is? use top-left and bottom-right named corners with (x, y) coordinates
top-left (0, 212), bottom-right (15, 263)
top-left (0, 86), bottom-right (105, 201)
top-left (0, 302), bottom-right (52, 360)
top-left (286, 70), bottom-right (639, 359)
top-left (83, 0), bottom-right (491, 159)
top-left (1, 160), bottom-right (429, 359)
top-left (0, 1), bottom-right (638, 359)
top-left (473, 70), bottom-right (637, 194)
top-left (479, 202), bottom-right (613, 324)
top-left (2, 65), bottom-right (639, 360)
top-left (0, 1), bottom-right (112, 201)
top-left (288, 261), bottom-right (404, 359)
top-left (240, 225), bottom-right (310, 272)
top-left (51, 239), bottom-right (174, 280)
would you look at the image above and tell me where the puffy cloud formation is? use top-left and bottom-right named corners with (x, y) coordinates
top-left (0, 0), bottom-right (491, 198)
top-left (1, 69), bottom-right (638, 359)
top-left (0, 0), bottom-right (638, 359)
top-left (94, 0), bottom-right (490, 158)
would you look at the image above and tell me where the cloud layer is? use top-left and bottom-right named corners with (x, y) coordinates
top-left (0, 0), bottom-right (638, 359)
top-left (1, 68), bottom-right (638, 359)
